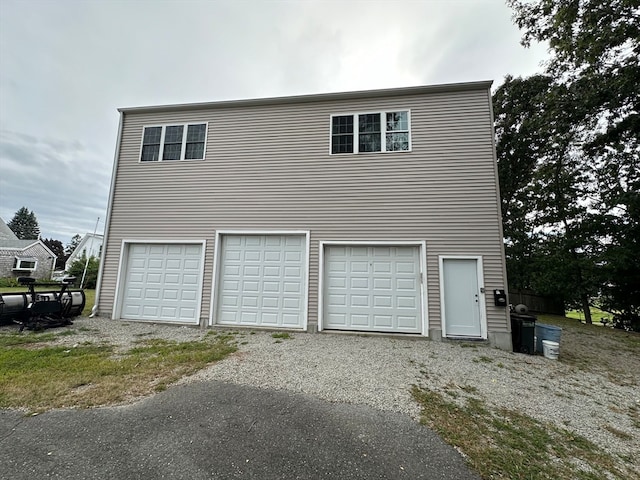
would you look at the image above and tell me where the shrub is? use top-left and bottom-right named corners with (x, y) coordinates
top-left (0, 277), bottom-right (19, 288)
top-left (66, 253), bottom-right (100, 289)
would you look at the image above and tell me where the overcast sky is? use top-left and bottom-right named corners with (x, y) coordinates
top-left (0, 0), bottom-right (548, 246)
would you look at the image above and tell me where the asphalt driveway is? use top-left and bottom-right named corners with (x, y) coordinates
top-left (0, 381), bottom-right (478, 479)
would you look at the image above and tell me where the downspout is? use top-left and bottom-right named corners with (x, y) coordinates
top-left (90, 111), bottom-right (123, 317)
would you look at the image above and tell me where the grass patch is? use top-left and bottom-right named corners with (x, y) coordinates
top-left (0, 335), bottom-right (237, 412)
top-left (412, 387), bottom-right (630, 479)
top-left (565, 307), bottom-right (612, 324)
top-left (0, 332), bottom-right (58, 347)
top-left (536, 314), bottom-right (640, 383)
top-left (271, 332), bottom-right (292, 340)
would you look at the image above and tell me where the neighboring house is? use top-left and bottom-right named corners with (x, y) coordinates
top-left (96, 81), bottom-right (512, 350)
top-left (65, 233), bottom-right (104, 271)
top-left (0, 217), bottom-right (57, 281)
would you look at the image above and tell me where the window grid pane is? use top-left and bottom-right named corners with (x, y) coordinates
top-left (386, 112), bottom-right (408, 131)
top-left (386, 132), bottom-right (409, 151)
top-left (143, 126), bottom-right (162, 144)
top-left (185, 142), bottom-right (205, 159)
top-left (331, 116), bottom-right (354, 153)
top-left (186, 124), bottom-right (206, 142)
top-left (184, 124), bottom-right (206, 159)
top-left (141, 144), bottom-right (160, 162)
top-left (163, 143), bottom-right (182, 161)
top-left (332, 135), bottom-right (353, 154)
top-left (164, 125), bottom-right (184, 143)
top-left (358, 114), bottom-right (380, 133)
top-left (359, 133), bottom-right (381, 152)
top-left (332, 116), bottom-right (353, 135)
top-left (358, 114), bottom-right (381, 152)
top-left (162, 125), bottom-right (184, 160)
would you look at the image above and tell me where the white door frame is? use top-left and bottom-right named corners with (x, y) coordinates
top-left (438, 255), bottom-right (487, 339)
top-left (209, 230), bottom-right (310, 329)
top-left (113, 239), bottom-right (207, 324)
top-left (318, 240), bottom-right (428, 336)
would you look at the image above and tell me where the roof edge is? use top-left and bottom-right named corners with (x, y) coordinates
top-left (118, 80), bottom-right (493, 114)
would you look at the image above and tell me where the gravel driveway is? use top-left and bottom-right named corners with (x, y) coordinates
top-left (37, 317), bottom-right (640, 465)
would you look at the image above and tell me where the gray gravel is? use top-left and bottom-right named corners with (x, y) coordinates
top-left (11, 317), bottom-right (640, 466)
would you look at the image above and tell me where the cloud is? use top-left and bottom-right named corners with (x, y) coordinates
top-left (0, 0), bottom-right (549, 245)
top-left (0, 129), bottom-right (109, 243)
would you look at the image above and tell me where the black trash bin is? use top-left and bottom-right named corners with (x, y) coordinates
top-left (510, 312), bottom-right (537, 354)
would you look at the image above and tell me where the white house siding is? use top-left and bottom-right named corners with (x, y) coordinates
top-left (98, 83), bottom-right (509, 336)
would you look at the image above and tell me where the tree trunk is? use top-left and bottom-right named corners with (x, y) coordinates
top-left (581, 295), bottom-right (592, 324)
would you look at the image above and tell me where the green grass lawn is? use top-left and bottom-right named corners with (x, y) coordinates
top-left (565, 306), bottom-right (613, 324)
top-left (0, 333), bottom-right (238, 412)
top-left (0, 286), bottom-right (95, 316)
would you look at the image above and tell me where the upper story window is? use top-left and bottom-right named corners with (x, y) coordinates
top-left (331, 111), bottom-right (410, 154)
top-left (140, 123), bottom-right (207, 162)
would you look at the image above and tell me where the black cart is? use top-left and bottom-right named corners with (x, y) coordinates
top-left (510, 312), bottom-right (537, 354)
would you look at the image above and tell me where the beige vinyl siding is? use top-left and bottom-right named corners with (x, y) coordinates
top-left (99, 86), bottom-right (509, 333)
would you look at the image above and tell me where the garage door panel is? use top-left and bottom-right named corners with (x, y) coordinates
top-left (241, 296), bottom-right (257, 307)
top-left (374, 295), bottom-right (392, 308)
top-left (226, 250), bottom-right (241, 261)
top-left (120, 243), bottom-right (203, 324)
top-left (216, 235), bottom-right (306, 329)
top-left (374, 315), bottom-right (393, 328)
top-left (181, 290), bottom-right (196, 301)
top-left (262, 297), bottom-right (278, 308)
top-left (261, 312), bottom-right (279, 325)
top-left (350, 314), bottom-right (368, 326)
top-left (283, 297), bottom-right (300, 309)
top-left (324, 245), bottom-right (422, 334)
top-left (264, 281), bottom-right (280, 292)
top-left (351, 277), bottom-right (369, 289)
top-left (162, 289), bottom-right (178, 300)
top-left (282, 314), bottom-right (300, 326)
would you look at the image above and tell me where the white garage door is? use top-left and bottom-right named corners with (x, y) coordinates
top-left (324, 245), bottom-right (423, 333)
top-left (120, 243), bottom-right (203, 324)
top-left (216, 234), bottom-right (307, 328)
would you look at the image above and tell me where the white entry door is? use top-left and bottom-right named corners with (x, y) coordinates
top-left (215, 234), bottom-right (307, 328)
top-left (323, 245), bottom-right (423, 333)
top-left (441, 257), bottom-right (483, 337)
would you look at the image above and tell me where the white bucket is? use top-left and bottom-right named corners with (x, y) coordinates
top-left (542, 340), bottom-right (560, 360)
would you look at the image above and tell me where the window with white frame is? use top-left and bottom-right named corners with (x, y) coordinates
top-left (140, 123), bottom-right (207, 162)
top-left (331, 111), bottom-right (410, 154)
top-left (13, 257), bottom-right (37, 271)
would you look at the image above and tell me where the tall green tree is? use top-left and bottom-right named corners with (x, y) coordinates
top-left (42, 238), bottom-right (66, 270)
top-left (493, 75), bottom-right (554, 292)
top-left (494, 76), bottom-right (601, 322)
top-left (65, 234), bottom-right (82, 257)
top-left (505, 0), bottom-right (640, 329)
top-left (7, 207), bottom-right (40, 239)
